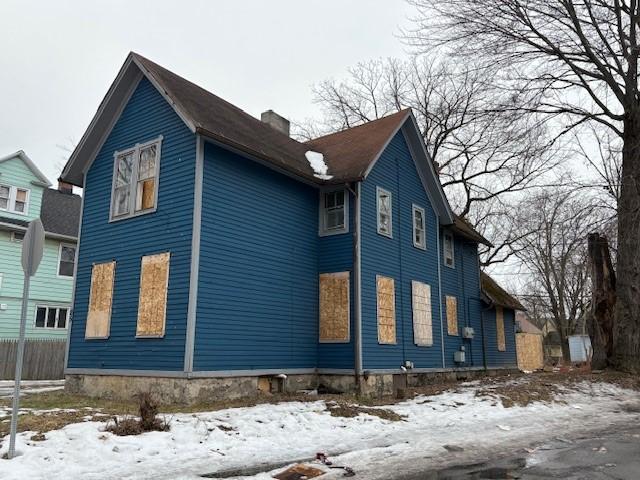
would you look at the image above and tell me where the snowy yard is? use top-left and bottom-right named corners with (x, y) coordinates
top-left (1, 374), bottom-right (639, 479)
top-left (0, 380), bottom-right (65, 399)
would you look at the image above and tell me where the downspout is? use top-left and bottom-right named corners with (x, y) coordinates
top-left (481, 301), bottom-right (493, 371)
top-left (353, 182), bottom-right (363, 393)
top-left (436, 225), bottom-right (446, 368)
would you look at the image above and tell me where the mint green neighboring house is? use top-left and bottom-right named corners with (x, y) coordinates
top-left (0, 151), bottom-right (81, 340)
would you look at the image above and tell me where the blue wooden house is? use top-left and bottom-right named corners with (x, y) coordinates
top-left (61, 53), bottom-right (523, 402)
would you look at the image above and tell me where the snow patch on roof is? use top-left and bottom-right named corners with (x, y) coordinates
top-left (305, 150), bottom-right (333, 180)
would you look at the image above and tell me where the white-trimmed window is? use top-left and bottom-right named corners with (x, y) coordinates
top-left (0, 185), bottom-right (29, 215)
top-left (110, 137), bottom-right (162, 220)
top-left (377, 187), bottom-right (392, 237)
top-left (412, 205), bottom-right (426, 249)
top-left (320, 189), bottom-right (348, 235)
top-left (11, 231), bottom-right (24, 243)
top-left (58, 243), bottom-right (76, 277)
top-left (443, 231), bottom-right (455, 268)
top-left (35, 305), bottom-right (69, 329)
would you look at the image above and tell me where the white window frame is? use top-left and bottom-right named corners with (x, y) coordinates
top-left (443, 231), bottom-right (455, 268)
top-left (10, 231), bottom-right (25, 243)
top-left (412, 204), bottom-right (426, 250)
top-left (319, 188), bottom-right (349, 236)
top-left (34, 305), bottom-right (70, 330)
top-left (376, 186), bottom-right (393, 238)
top-left (109, 136), bottom-right (163, 222)
top-left (57, 242), bottom-right (76, 278)
top-left (0, 184), bottom-right (30, 216)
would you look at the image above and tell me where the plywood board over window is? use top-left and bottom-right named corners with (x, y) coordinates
top-left (136, 252), bottom-right (170, 337)
top-left (85, 261), bottom-right (116, 339)
top-left (412, 281), bottom-right (433, 346)
top-left (319, 272), bottom-right (350, 342)
top-left (377, 275), bottom-right (396, 344)
top-left (446, 295), bottom-right (458, 336)
top-left (496, 306), bottom-right (506, 351)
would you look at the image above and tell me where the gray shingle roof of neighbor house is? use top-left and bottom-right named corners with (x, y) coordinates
top-left (480, 272), bottom-right (525, 310)
top-left (40, 188), bottom-right (82, 238)
top-left (0, 189), bottom-right (81, 240)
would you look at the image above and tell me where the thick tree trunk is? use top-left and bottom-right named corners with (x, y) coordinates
top-left (588, 233), bottom-right (616, 370)
top-left (612, 114), bottom-right (640, 373)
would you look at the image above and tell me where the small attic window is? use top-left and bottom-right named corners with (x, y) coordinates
top-left (110, 137), bottom-right (162, 221)
top-left (319, 189), bottom-right (348, 236)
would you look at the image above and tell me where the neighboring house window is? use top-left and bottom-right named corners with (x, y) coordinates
top-left (412, 281), bottom-right (433, 346)
top-left (443, 231), bottom-right (455, 268)
top-left (110, 137), bottom-right (162, 220)
top-left (376, 275), bottom-right (396, 344)
top-left (0, 185), bottom-right (29, 215)
top-left (11, 232), bottom-right (24, 243)
top-left (496, 306), bottom-right (506, 351)
top-left (136, 252), bottom-right (170, 337)
top-left (412, 205), bottom-right (426, 249)
top-left (446, 295), bottom-right (458, 336)
top-left (377, 187), bottom-right (392, 237)
top-left (318, 272), bottom-right (350, 342)
top-left (35, 306), bottom-right (69, 329)
top-left (319, 189), bottom-right (348, 235)
top-left (85, 261), bottom-right (116, 339)
top-left (58, 244), bottom-right (76, 277)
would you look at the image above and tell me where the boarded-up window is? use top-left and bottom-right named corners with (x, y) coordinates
top-left (377, 275), bottom-right (396, 344)
top-left (85, 261), bottom-right (116, 339)
top-left (412, 281), bottom-right (432, 346)
top-left (496, 306), bottom-right (506, 351)
top-left (136, 252), bottom-right (170, 337)
top-left (446, 295), bottom-right (458, 336)
top-left (319, 272), bottom-right (350, 342)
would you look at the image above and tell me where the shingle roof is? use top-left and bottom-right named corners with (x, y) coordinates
top-left (481, 272), bottom-right (525, 310)
top-left (40, 189), bottom-right (81, 238)
top-left (132, 54), bottom-right (320, 183)
top-left (451, 216), bottom-right (492, 247)
top-left (305, 110), bottom-right (411, 181)
top-left (0, 215), bottom-right (29, 229)
top-left (517, 316), bottom-right (542, 335)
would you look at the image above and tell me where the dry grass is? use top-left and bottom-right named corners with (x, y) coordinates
top-left (325, 401), bottom-right (405, 422)
top-left (0, 410), bottom-right (106, 440)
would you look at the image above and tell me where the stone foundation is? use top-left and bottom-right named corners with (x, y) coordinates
top-left (65, 367), bottom-right (518, 405)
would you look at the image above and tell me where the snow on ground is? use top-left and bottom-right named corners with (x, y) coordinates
top-left (0, 380), bottom-right (65, 399)
top-left (1, 379), bottom-right (638, 480)
top-left (305, 150), bottom-right (333, 180)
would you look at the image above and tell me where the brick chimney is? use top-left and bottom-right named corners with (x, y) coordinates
top-left (261, 110), bottom-right (290, 136)
top-left (58, 180), bottom-right (73, 194)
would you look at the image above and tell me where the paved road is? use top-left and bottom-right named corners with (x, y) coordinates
top-left (397, 425), bottom-right (640, 479)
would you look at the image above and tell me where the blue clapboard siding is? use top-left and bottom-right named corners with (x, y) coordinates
top-left (360, 131), bottom-right (444, 370)
top-left (67, 77), bottom-right (196, 371)
top-left (484, 306), bottom-right (517, 367)
top-left (440, 236), bottom-right (486, 368)
top-left (317, 190), bottom-right (355, 370)
top-left (193, 142), bottom-right (319, 371)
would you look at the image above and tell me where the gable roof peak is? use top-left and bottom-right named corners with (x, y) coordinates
top-left (0, 150), bottom-right (51, 186)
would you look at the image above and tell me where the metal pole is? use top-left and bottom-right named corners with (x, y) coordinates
top-left (8, 242), bottom-right (34, 458)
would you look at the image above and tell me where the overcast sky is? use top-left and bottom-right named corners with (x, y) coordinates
top-left (0, 0), bottom-right (412, 183)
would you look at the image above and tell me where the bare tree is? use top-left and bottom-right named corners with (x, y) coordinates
top-left (306, 57), bottom-right (559, 266)
top-left (403, 0), bottom-right (640, 372)
top-left (515, 191), bottom-right (598, 361)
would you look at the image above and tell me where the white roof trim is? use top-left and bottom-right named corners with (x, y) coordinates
top-left (0, 150), bottom-right (52, 186)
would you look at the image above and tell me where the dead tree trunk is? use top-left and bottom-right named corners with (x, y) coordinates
top-left (588, 233), bottom-right (616, 369)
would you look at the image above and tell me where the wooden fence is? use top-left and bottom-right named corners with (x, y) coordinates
top-left (0, 339), bottom-right (66, 380)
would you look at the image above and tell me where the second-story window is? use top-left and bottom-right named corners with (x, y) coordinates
top-left (377, 187), bottom-right (392, 237)
top-left (0, 185), bottom-right (29, 215)
top-left (412, 205), bottom-right (426, 249)
top-left (443, 231), bottom-right (455, 268)
top-left (320, 189), bottom-right (348, 235)
top-left (110, 137), bottom-right (162, 221)
top-left (58, 243), bottom-right (76, 277)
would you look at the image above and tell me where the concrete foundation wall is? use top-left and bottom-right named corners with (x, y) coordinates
top-left (66, 368), bottom-right (519, 404)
